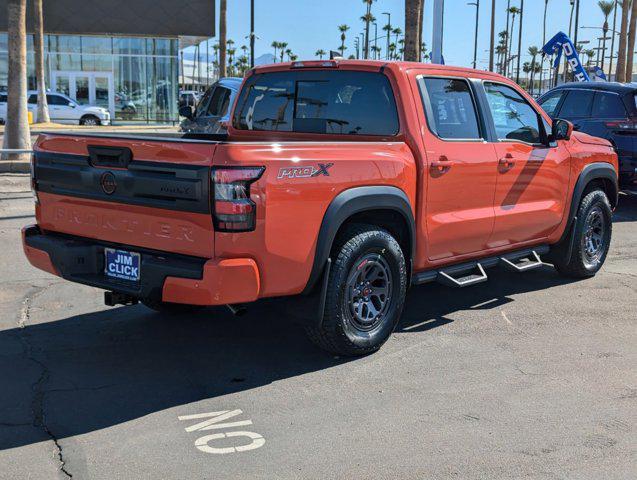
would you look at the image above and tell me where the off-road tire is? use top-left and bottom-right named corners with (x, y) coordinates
top-left (305, 224), bottom-right (408, 356)
top-left (554, 189), bottom-right (612, 278)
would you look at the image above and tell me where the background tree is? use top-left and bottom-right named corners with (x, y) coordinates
top-left (585, 49), bottom-right (596, 67)
top-left (338, 25), bottom-right (350, 57)
top-left (392, 26), bottom-right (402, 49)
top-left (32, 0), bottom-right (49, 123)
top-left (626, 0), bottom-right (637, 81)
top-left (219, 0), bottom-right (227, 76)
top-left (528, 46), bottom-right (539, 95)
top-left (507, 6), bottom-right (521, 77)
top-left (362, 0), bottom-right (375, 59)
top-left (315, 49), bottom-right (326, 59)
top-left (279, 42), bottom-right (288, 63)
top-left (382, 22), bottom-right (392, 60)
top-left (271, 41), bottom-right (279, 62)
top-left (615, 0), bottom-right (630, 82)
top-left (598, 1), bottom-right (615, 71)
top-left (404, 0), bottom-right (423, 61)
top-left (2, 0), bottom-right (30, 161)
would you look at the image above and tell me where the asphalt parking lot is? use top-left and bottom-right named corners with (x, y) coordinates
top-left (0, 173), bottom-right (635, 480)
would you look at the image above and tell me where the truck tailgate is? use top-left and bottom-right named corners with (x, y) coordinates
top-left (33, 133), bottom-right (218, 258)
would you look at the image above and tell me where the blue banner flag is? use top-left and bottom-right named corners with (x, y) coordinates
top-left (541, 31), bottom-right (590, 82)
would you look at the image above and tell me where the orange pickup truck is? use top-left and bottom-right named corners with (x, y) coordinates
top-left (23, 60), bottom-right (618, 356)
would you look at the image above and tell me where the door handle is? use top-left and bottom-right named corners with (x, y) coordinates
top-left (499, 153), bottom-right (515, 168)
top-left (430, 155), bottom-right (454, 171)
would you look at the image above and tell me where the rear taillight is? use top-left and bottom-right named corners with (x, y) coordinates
top-left (211, 167), bottom-right (264, 232)
top-left (605, 120), bottom-right (637, 132)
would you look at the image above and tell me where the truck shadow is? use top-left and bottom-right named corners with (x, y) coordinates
top-left (0, 266), bottom-right (581, 452)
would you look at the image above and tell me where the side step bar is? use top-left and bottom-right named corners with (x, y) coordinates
top-left (412, 245), bottom-right (549, 288)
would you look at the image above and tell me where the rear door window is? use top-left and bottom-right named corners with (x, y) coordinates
top-left (484, 82), bottom-right (543, 144)
top-left (418, 77), bottom-right (482, 140)
top-left (27, 94), bottom-right (37, 104)
top-left (558, 89), bottom-right (594, 118)
top-left (47, 94), bottom-right (69, 106)
top-left (592, 92), bottom-right (627, 118)
top-left (233, 70), bottom-right (399, 135)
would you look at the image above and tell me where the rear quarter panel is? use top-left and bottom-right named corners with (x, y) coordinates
top-left (213, 141), bottom-right (417, 297)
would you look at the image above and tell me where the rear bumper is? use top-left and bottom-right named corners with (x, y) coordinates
top-left (21, 225), bottom-right (260, 306)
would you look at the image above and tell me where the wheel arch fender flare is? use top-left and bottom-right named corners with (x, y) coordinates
top-left (302, 185), bottom-right (416, 294)
top-left (567, 162), bottom-right (618, 228)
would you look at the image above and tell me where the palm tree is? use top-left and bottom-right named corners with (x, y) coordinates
top-left (285, 48), bottom-right (293, 61)
top-left (2, 0), bottom-right (30, 161)
top-left (315, 49), bottom-right (326, 59)
top-left (615, 0), bottom-right (630, 82)
top-left (392, 27), bottom-right (403, 49)
top-left (279, 42), bottom-right (288, 63)
top-left (585, 49), bottom-right (596, 67)
top-left (382, 23), bottom-right (392, 60)
top-left (271, 41), bottom-right (279, 62)
top-left (388, 42), bottom-right (397, 60)
top-left (609, 0), bottom-right (619, 77)
top-left (507, 6), bottom-right (521, 77)
top-left (528, 46), bottom-right (539, 95)
top-left (404, 0), bottom-right (423, 61)
top-left (626, 0), bottom-right (637, 82)
top-left (338, 24), bottom-right (350, 57)
top-left (371, 45), bottom-right (382, 59)
top-left (598, 1), bottom-right (615, 72)
top-left (290, 54), bottom-right (299, 62)
top-left (515, 0), bottom-right (525, 84)
top-left (362, 0), bottom-right (375, 59)
top-left (219, 0), bottom-right (227, 77)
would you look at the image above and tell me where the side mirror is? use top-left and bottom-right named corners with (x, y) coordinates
top-left (179, 105), bottom-right (194, 120)
top-left (551, 118), bottom-right (573, 142)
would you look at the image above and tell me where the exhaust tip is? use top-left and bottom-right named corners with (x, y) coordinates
top-left (226, 304), bottom-right (247, 316)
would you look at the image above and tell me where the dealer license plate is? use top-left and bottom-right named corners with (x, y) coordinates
top-left (104, 248), bottom-right (140, 282)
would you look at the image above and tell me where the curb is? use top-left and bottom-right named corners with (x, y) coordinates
top-left (0, 159), bottom-right (30, 173)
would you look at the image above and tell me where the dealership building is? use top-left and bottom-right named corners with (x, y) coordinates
top-left (0, 0), bottom-right (214, 123)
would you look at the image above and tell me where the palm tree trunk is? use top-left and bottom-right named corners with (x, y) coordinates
top-left (489, 0), bottom-right (496, 71)
top-left (615, 0), bottom-right (630, 82)
top-left (516, 0), bottom-right (524, 84)
top-left (32, 0), bottom-right (49, 124)
top-left (404, 0), bottom-right (421, 61)
top-left (601, 21), bottom-right (608, 71)
top-left (508, 15), bottom-right (516, 77)
top-left (530, 57), bottom-right (536, 95)
top-left (626, 0), bottom-right (637, 83)
top-left (219, 0), bottom-right (227, 77)
top-left (364, 2), bottom-right (371, 59)
top-left (2, 0), bottom-right (31, 161)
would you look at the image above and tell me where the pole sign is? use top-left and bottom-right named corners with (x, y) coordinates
top-left (542, 31), bottom-right (590, 82)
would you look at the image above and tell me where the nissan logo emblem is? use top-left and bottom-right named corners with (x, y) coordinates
top-left (100, 171), bottom-right (117, 195)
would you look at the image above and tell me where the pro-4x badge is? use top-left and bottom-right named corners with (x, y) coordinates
top-left (277, 163), bottom-right (333, 179)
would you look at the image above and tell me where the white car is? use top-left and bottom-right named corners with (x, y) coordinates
top-left (0, 91), bottom-right (111, 126)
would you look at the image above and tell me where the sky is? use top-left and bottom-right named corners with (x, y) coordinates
top-left (186, 1), bottom-right (622, 71)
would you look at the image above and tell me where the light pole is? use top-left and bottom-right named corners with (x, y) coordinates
top-left (249, 0), bottom-right (255, 68)
top-left (468, 0), bottom-right (479, 69)
top-left (489, 0), bottom-right (496, 71)
top-left (373, 22), bottom-right (378, 59)
top-left (382, 12), bottom-right (391, 61)
top-left (360, 33), bottom-right (365, 59)
top-left (354, 37), bottom-right (360, 59)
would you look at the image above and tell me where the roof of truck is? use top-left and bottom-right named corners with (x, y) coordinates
top-left (250, 59), bottom-right (510, 82)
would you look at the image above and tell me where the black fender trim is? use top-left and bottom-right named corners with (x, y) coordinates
top-left (558, 162), bottom-right (617, 245)
top-left (302, 186), bottom-right (416, 295)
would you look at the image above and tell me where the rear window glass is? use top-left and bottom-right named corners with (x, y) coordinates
top-left (592, 92), bottom-right (626, 118)
top-left (233, 70), bottom-right (399, 136)
top-left (0, 93), bottom-right (7, 102)
top-left (419, 77), bottom-right (481, 140)
top-left (559, 90), bottom-right (594, 117)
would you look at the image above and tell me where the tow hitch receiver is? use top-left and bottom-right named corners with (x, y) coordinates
top-left (104, 291), bottom-right (139, 307)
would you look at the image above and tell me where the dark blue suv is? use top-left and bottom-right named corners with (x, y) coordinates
top-left (538, 82), bottom-right (637, 187)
